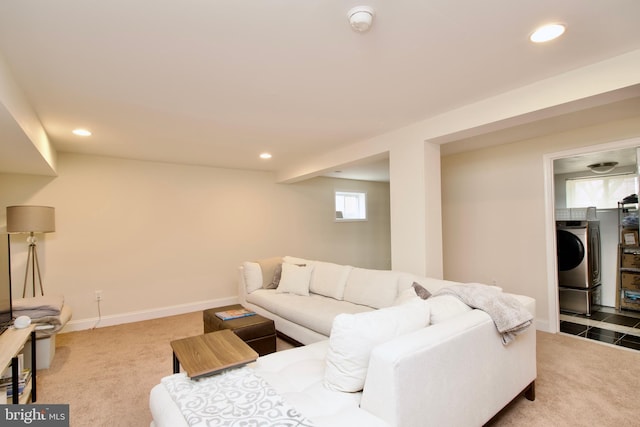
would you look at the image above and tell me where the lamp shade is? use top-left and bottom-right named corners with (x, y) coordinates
top-left (6, 205), bottom-right (55, 233)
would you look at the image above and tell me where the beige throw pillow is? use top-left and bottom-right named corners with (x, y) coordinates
top-left (256, 257), bottom-right (283, 289)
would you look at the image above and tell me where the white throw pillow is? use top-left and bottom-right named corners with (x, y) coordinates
top-left (324, 299), bottom-right (430, 392)
top-left (242, 261), bottom-right (262, 294)
top-left (276, 263), bottom-right (314, 296)
top-left (425, 295), bottom-right (472, 324)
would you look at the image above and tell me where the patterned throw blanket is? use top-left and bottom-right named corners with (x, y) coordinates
top-left (434, 284), bottom-right (533, 345)
top-left (161, 367), bottom-right (315, 426)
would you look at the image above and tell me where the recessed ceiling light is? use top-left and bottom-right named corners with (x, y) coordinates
top-left (72, 128), bottom-right (92, 136)
top-left (259, 153), bottom-right (272, 159)
top-left (530, 23), bottom-right (566, 43)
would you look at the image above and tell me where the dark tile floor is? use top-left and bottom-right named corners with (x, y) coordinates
top-left (560, 309), bottom-right (640, 351)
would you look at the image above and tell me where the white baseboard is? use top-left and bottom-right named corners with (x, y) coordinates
top-left (535, 318), bottom-right (552, 333)
top-left (61, 296), bottom-right (239, 333)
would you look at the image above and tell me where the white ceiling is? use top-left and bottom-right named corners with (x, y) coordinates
top-left (1, 1), bottom-right (640, 180)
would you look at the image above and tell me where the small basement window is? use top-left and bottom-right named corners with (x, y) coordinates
top-left (335, 191), bottom-right (367, 221)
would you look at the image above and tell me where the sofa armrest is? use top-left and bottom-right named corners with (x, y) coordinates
top-left (361, 307), bottom-right (536, 427)
top-left (238, 266), bottom-right (248, 306)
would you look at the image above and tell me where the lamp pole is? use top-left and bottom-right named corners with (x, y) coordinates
top-left (23, 232), bottom-right (45, 297)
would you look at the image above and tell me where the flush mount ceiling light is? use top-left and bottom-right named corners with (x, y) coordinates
top-left (259, 153), bottom-right (272, 159)
top-left (347, 6), bottom-right (375, 33)
top-left (587, 162), bottom-right (618, 174)
top-left (530, 23), bottom-right (566, 43)
top-left (72, 128), bottom-right (92, 136)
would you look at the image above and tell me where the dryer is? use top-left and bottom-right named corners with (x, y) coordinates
top-left (556, 220), bottom-right (601, 315)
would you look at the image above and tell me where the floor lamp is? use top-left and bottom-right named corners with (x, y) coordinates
top-left (6, 205), bottom-right (56, 298)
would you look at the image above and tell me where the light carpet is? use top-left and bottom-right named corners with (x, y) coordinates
top-left (35, 312), bottom-right (639, 426)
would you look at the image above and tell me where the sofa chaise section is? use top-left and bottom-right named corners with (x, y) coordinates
top-left (150, 296), bottom-right (536, 426)
top-left (149, 256), bottom-right (537, 427)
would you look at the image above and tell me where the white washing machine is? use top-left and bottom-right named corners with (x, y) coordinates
top-left (556, 220), bottom-right (601, 315)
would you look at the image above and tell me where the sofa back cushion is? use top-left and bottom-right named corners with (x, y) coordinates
top-left (410, 276), bottom-right (462, 294)
top-left (343, 268), bottom-right (401, 309)
top-left (308, 261), bottom-right (352, 300)
top-left (282, 255), bottom-right (310, 265)
top-left (283, 256), bottom-right (353, 300)
top-left (324, 298), bottom-right (430, 392)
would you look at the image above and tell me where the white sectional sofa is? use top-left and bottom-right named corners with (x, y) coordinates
top-left (150, 256), bottom-right (537, 427)
top-left (239, 256), bottom-right (474, 345)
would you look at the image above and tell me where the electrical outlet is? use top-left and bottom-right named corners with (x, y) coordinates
top-left (95, 290), bottom-right (103, 301)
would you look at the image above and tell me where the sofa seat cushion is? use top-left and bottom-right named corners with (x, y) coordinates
top-left (251, 341), bottom-right (390, 427)
top-left (247, 289), bottom-right (374, 336)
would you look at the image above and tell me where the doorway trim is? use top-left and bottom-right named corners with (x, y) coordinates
top-left (543, 136), bottom-right (640, 333)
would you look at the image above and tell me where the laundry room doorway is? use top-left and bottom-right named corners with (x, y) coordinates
top-left (546, 139), bottom-right (640, 350)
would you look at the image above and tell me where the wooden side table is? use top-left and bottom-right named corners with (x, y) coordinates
top-left (170, 329), bottom-right (258, 378)
top-left (0, 325), bottom-right (36, 404)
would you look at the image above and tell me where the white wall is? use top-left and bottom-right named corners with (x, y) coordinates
top-left (0, 153), bottom-right (390, 329)
top-left (441, 115), bottom-right (640, 330)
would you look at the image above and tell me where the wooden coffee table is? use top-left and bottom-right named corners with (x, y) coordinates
top-left (170, 329), bottom-right (259, 378)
